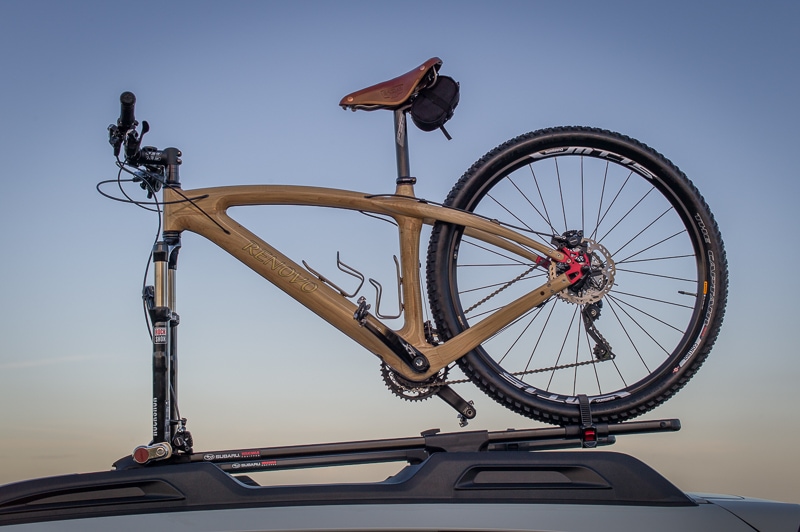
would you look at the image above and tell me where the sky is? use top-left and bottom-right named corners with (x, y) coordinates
top-left (1, 0), bottom-right (799, 504)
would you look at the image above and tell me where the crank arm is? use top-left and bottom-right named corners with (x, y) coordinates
top-left (437, 385), bottom-right (476, 427)
top-left (355, 297), bottom-right (430, 373)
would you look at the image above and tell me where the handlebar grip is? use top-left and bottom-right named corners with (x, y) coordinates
top-left (118, 91), bottom-right (137, 130)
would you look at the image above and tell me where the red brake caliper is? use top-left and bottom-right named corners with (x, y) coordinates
top-left (558, 247), bottom-right (589, 284)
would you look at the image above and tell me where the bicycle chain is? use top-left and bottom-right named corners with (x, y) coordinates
top-left (463, 264), bottom-right (537, 315)
top-left (431, 357), bottom-right (604, 387)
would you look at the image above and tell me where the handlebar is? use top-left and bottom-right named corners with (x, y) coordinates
top-left (109, 91), bottom-right (140, 158)
top-left (108, 91), bottom-right (182, 188)
top-left (118, 91), bottom-right (137, 132)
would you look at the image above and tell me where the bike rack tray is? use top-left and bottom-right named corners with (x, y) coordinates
top-left (114, 418), bottom-right (680, 474)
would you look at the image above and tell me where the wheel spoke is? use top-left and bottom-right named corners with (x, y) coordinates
top-left (591, 161), bottom-right (610, 242)
top-left (529, 165), bottom-right (556, 234)
top-left (604, 297), bottom-right (653, 374)
top-left (462, 237), bottom-right (528, 262)
top-left (597, 187), bottom-right (656, 245)
top-left (620, 253), bottom-right (696, 265)
top-left (614, 267), bottom-right (696, 284)
top-left (459, 271), bottom-right (547, 296)
top-left (546, 304), bottom-right (579, 391)
top-left (615, 230), bottom-right (688, 264)
top-left (593, 170), bottom-right (633, 239)
top-left (524, 300), bottom-right (557, 373)
top-left (610, 289), bottom-right (695, 310)
top-left (572, 313), bottom-right (582, 396)
top-left (607, 293), bottom-right (686, 335)
top-left (555, 158), bottom-right (568, 232)
top-left (609, 206), bottom-right (672, 260)
top-left (486, 191), bottom-right (535, 233)
top-left (496, 305), bottom-right (545, 365)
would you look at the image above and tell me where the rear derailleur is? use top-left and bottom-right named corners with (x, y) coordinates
top-left (550, 230), bottom-right (615, 361)
top-left (581, 301), bottom-right (614, 361)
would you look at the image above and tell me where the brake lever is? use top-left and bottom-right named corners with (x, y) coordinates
top-left (108, 124), bottom-right (124, 157)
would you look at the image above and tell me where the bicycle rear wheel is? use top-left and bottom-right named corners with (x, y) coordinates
top-left (426, 127), bottom-right (727, 424)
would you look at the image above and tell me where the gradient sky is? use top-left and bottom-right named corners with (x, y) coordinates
top-left (1, 0), bottom-right (798, 504)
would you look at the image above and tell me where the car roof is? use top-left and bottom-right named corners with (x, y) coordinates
top-left (2, 422), bottom-right (798, 531)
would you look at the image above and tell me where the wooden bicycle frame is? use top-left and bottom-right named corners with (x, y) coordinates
top-left (162, 179), bottom-right (571, 383)
top-left (129, 108), bottom-right (582, 460)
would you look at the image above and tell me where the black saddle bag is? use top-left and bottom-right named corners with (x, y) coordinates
top-left (410, 76), bottom-right (460, 136)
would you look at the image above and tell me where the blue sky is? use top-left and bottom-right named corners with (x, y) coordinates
top-left (1, 1), bottom-right (798, 502)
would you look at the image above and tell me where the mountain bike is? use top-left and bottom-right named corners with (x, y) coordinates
top-left (102, 58), bottom-right (727, 463)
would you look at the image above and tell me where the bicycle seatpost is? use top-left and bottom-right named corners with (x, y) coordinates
top-left (393, 109), bottom-right (413, 185)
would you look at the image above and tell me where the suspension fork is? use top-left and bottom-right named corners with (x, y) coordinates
top-left (134, 149), bottom-right (192, 464)
top-left (147, 241), bottom-right (172, 446)
top-left (152, 151), bottom-right (184, 448)
top-left (135, 233), bottom-right (189, 465)
top-left (152, 235), bottom-right (182, 437)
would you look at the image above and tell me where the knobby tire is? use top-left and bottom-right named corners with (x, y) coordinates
top-left (426, 127), bottom-right (727, 424)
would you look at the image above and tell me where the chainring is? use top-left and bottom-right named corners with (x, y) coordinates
top-left (380, 363), bottom-right (449, 402)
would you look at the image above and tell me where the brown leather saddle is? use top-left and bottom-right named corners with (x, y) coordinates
top-left (339, 57), bottom-right (442, 111)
